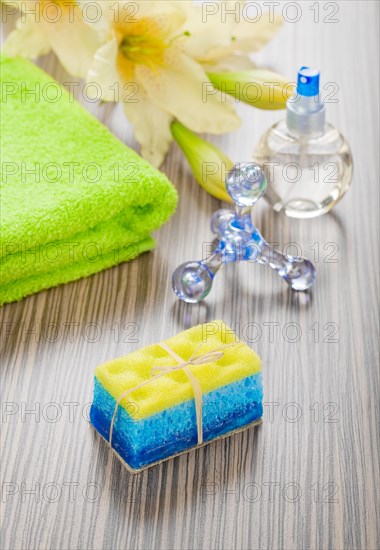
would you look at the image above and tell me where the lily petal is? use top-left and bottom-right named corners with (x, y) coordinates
top-left (78, 0), bottom-right (188, 39)
top-left (87, 38), bottom-right (124, 101)
top-left (2, 0), bottom-right (38, 12)
top-left (182, 2), bottom-right (282, 63)
top-left (181, 1), bottom-right (237, 59)
top-left (132, 0), bottom-right (188, 31)
top-left (135, 48), bottom-right (241, 135)
top-left (41, 6), bottom-right (102, 78)
top-left (77, 0), bottom-right (114, 39)
top-left (123, 92), bottom-right (173, 167)
top-left (3, 3), bottom-right (102, 78)
top-left (2, 14), bottom-right (50, 59)
top-left (204, 16), bottom-right (283, 62)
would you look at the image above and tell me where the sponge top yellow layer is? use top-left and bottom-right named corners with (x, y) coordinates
top-left (94, 320), bottom-right (261, 420)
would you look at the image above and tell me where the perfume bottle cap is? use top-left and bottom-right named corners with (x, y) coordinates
top-left (297, 67), bottom-right (320, 97)
top-left (287, 66), bottom-right (325, 136)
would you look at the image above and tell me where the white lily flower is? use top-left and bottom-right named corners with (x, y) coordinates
top-left (81, 1), bottom-right (282, 166)
top-left (82, 0), bottom-right (246, 166)
top-left (3, 1), bottom-right (283, 168)
top-left (2, 0), bottom-right (102, 77)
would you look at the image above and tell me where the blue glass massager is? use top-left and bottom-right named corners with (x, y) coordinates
top-left (172, 163), bottom-right (316, 303)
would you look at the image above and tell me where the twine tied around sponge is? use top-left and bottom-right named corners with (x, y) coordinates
top-left (108, 341), bottom-right (239, 448)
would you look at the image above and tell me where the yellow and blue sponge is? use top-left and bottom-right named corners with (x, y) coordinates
top-left (90, 321), bottom-right (263, 471)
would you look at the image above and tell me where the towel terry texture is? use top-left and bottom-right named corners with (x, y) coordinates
top-left (0, 56), bottom-right (178, 305)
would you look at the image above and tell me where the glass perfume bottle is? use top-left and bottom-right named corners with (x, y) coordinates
top-left (254, 67), bottom-right (353, 218)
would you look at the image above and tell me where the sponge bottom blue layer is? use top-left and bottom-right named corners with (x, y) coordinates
top-left (90, 373), bottom-right (263, 470)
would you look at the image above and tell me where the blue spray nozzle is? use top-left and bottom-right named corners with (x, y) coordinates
top-left (297, 67), bottom-right (320, 97)
top-left (287, 66), bottom-right (325, 134)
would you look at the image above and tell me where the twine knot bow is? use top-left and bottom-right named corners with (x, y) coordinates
top-left (109, 341), bottom-right (237, 449)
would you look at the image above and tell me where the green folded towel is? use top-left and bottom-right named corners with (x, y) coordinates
top-left (0, 56), bottom-right (178, 306)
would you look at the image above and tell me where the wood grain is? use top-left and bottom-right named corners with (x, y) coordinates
top-left (1, 2), bottom-right (379, 549)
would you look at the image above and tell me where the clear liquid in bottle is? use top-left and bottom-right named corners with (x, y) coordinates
top-left (254, 67), bottom-right (353, 218)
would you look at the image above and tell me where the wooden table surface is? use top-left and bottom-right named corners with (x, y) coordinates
top-left (1, 2), bottom-right (379, 549)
